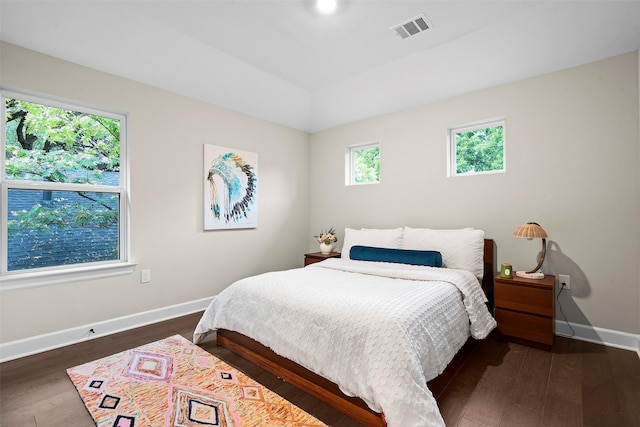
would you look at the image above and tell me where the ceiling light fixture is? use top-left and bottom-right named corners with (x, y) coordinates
top-left (316, 0), bottom-right (338, 15)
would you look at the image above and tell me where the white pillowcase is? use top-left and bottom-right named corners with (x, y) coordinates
top-left (341, 228), bottom-right (403, 259)
top-left (402, 227), bottom-right (485, 279)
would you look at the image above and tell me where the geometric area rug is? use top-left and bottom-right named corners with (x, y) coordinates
top-left (67, 334), bottom-right (328, 426)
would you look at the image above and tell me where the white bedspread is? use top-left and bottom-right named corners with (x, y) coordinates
top-left (194, 258), bottom-right (496, 427)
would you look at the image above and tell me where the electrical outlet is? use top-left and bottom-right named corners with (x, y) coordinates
top-left (141, 269), bottom-right (151, 283)
top-left (558, 274), bottom-right (570, 291)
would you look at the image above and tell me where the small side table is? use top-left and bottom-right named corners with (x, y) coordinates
top-left (494, 273), bottom-right (555, 350)
top-left (304, 252), bottom-right (341, 266)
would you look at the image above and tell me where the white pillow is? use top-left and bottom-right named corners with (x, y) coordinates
top-left (402, 227), bottom-right (485, 279)
top-left (341, 228), bottom-right (404, 259)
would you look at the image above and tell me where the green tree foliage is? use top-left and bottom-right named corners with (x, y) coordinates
top-left (5, 98), bottom-right (121, 233)
top-left (455, 125), bottom-right (504, 174)
top-left (5, 99), bottom-right (120, 180)
top-left (354, 146), bottom-right (380, 183)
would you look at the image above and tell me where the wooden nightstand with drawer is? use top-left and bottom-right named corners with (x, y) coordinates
top-left (494, 273), bottom-right (555, 350)
top-left (304, 252), bottom-right (341, 266)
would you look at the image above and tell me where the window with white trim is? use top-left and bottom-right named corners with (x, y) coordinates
top-left (448, 118), bottom-right (505, 176)
top-left (1, 90), bottom-right (131, 288)
top-left (345, 142), bottom-right (380, 185)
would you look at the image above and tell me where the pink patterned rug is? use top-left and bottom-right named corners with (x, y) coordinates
top-left (67, 334), bottom-right (327, 426)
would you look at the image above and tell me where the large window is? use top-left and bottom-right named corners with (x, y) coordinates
top-left (345, 142), bottom-right (380, 185)
top-left (448, 118), bottom-right (505, 176)
top-left (1, 90), bottom-right (132, 288)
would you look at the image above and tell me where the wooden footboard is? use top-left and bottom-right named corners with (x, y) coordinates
top-left (217, 329), bottom-right (386, 426)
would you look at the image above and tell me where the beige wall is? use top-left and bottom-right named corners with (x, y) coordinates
top-left (0, 42), bottom-right (310, 343)
top-left (2, 42), bottom-right (638, 345)
top-left (309, 52), bottom-right (640, 335)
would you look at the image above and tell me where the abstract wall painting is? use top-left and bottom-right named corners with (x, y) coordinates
top-left (203, 144), bottom-right (258, 230)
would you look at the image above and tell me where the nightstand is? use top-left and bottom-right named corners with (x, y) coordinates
top-left (304, 252), bottom-right (341, 266)
top-left (494, 273), bottom-right (555, 350)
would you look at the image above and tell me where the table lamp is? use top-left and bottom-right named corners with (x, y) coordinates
top-left (513, 222), bottom-right (547, 279)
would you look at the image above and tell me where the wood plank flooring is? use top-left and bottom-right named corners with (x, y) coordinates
top-left (1, 312), bottom-right (638, 426)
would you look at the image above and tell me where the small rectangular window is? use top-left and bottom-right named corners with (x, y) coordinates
top-left (448, 119), bottom-right (505, 176)
top-left (345, 142), bottom-right (380, 185)
top-left (2, 90), bottom-right (129, 285)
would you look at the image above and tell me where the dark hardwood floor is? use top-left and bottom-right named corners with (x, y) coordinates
top-left (1, 312), bottom-right (638, 426)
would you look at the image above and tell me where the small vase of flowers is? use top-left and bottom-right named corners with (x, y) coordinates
top-left (314, 227), bottom-right (338, 254)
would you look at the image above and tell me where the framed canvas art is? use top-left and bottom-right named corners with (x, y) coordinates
top-left (203, 144), bottom-right (258, 230)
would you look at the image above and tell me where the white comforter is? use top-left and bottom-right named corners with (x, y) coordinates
top-left (194, 258), bottom-right (496, 427)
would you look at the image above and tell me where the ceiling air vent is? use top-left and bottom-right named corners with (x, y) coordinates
top-left (391, 13), bottom-right (431, 39)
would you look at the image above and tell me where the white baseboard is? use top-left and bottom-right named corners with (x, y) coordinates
top-left (556, 319), bottom-right (640, 358)
top-left (2, 301), bottom-right (638, 363)
top-left (0, 297), bottom-right (214, 363)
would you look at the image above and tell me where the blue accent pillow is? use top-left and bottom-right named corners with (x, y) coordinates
top-left (349, 245), bottom-right (443, 267)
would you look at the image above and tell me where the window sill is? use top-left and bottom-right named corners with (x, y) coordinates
top-left (0, 262), bottom-right (137, 290)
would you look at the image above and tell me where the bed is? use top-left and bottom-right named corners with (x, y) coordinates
top-left (194, 227), bottom-right (497, 426)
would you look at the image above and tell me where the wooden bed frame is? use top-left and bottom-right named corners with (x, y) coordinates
top-left (216, 239), bottom-right (496, 426)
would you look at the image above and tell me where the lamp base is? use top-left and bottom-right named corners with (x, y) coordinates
top-left (515, 271), bottom-right (544, 279)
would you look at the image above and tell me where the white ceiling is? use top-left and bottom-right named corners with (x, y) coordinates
top-left (1, 1), bottom-right (639, 132)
